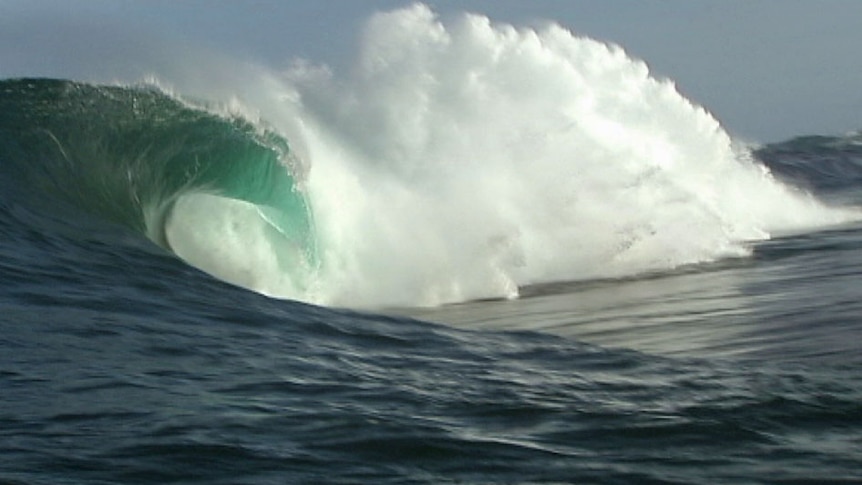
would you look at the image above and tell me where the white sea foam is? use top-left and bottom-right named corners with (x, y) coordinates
top-left (263, 5), bottom-right (848, 306)
top-left (158, 4), bottom-right (855, 307)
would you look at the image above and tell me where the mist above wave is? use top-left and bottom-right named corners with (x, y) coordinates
top-left (277, 4), bottom-right (851, 306)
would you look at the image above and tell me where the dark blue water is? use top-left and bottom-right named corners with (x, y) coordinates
top-left (2, 82), bottom-right (862, 484)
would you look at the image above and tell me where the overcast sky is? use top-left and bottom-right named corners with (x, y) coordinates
top-left (2, 0), bottom-right (860, 142)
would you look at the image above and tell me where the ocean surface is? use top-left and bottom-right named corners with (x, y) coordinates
top-left (3, 6), bottom-right (862, 484)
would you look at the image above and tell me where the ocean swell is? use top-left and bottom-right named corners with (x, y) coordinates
top-left (1, 5), bottom-right (857, 308)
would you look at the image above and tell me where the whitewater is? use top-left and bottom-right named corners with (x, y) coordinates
top-left (41, 4), bottom-right (852, 308)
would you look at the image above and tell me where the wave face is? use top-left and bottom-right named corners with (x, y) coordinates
top-left (0, 5), bottom-right (856, 307)
top-left (0, 78), bottom-right (317, 295)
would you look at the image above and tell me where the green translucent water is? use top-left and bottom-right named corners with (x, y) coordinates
top-left (0, 78), bottom-right (317, 288)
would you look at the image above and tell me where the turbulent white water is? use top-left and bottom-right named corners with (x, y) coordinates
top-left (147, 5), bottom-right (857, 307)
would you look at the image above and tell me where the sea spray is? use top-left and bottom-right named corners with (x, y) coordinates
top-left (281, 5), bottom-right (852, 306)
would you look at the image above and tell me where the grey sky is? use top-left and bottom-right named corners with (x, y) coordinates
top-left (1, 0), bottom-right (860, 142)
